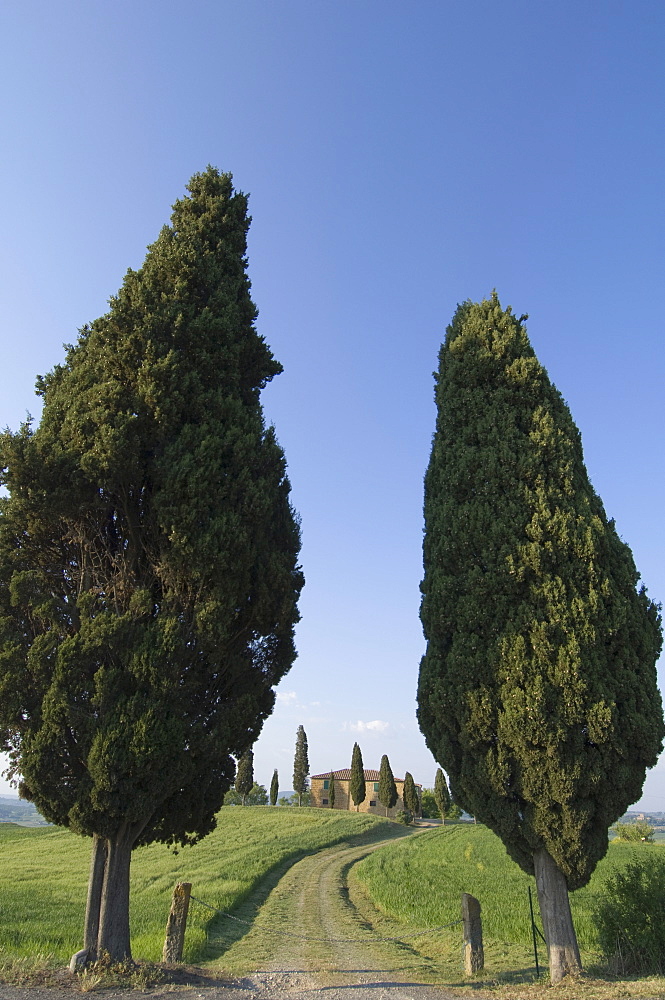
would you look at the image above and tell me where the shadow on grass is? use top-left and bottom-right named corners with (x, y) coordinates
top-left (193, 821), bottom-right (413, 964)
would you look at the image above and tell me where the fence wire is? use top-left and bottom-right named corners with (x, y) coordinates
top-left (190, 894), bottom-right (462, 944)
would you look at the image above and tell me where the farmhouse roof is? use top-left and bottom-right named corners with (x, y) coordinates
top-left (311, 769), bottom-right (402, 782)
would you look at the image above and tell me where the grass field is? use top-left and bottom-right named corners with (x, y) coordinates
top-left (353, 822), bottom-right (665, 970)
top-left (0, 807), bottom-right (391, 964)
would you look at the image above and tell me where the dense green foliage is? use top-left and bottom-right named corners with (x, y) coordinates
top-left (224, 782), bottom-right (267, 807)
top-left (349, 742), bottom-right (366, 809)
top-left (418, 294), bottom-right (663, 890)
top-left (593, 856), bottom-right (665, 973)
top-left (0, 166), bottom-right (303, 847)
top-left (403, 771), bottom-right (419, 815)
top-left (235, 751), bottom-right (254, 806)
top-left (378, 754), bottom-right (397, 815)
top-left (0, 168), bottom-right (303, 957)
top-left (434, 768), bottom-right (451, 821)
top-left (293, 725), bottom-right (309, 806)
top-left (329, 770), bottom-right (336, 808)
top-left (613, 821), bottom-right (655, 843)
top-left (270, 769), bottom-right (279, 807)
top-left (0, 808), bottom-right (390, 963)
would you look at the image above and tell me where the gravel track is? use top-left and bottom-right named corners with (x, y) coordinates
top-left (0, 833), bottom-right (466, 1000)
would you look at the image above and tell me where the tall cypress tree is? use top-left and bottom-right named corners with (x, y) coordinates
top-left (434, 768), bottom-right (451, 824)
top-left (293, 725), bottom-right (309, 806)
top-left (378, 754), bottom-right (398, 816)
top-left (349, 742), bottom-right (366, 811)
top-left (0, 168), bottom-right (303, 963)
top-left (403, 771), bottom-right (419, 816)
top-left (235, 751), bottom-right (254, 806)
top-left (270, 769), bottom-right (279, 807)
top-left (418, 293), bottom-right (663, 982)
top-left (328, 770), bottom-right (336, 808)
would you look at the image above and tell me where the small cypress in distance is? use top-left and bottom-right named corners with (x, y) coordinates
top-left (235, 751), bottom-right (254, 806)
top-left (378, 754), bottom-right (398, 817)
top-left (293, 725), bottom-right (309, 806)
top-left (349, 742), bottom-right (366, 812)
top-left (329, 771), bottom-right (336, 808)
top-left (434, 768), bottom-right (451, 824)
top-left (403, 771), bottom-right (419, 817)
top-left (270, 769), bottom-right (279, 807)
top-left (418, 292), bottom-right (664, 983)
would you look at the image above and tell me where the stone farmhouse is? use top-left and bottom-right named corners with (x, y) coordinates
top-left (310, 769), bottom-right (421, 819)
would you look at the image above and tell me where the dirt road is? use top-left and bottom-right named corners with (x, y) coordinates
top-left (0, 830), bottom-right (466, 999)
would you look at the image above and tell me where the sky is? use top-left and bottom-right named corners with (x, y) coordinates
top-left (0, 1), bottom-right (663, 810)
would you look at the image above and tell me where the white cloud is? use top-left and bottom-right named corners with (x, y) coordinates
top-left (347, 720), bottom-right (390, 736)
top-left (276, 690), bottom-right (298, 704)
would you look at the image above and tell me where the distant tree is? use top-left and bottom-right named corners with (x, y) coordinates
top-left (378, 754), bottom-right (398, 816)
top-left (235, 751), bottom-right (254, 806)
top-left (329, 771), bottom-right (336, 808)
top-left (434, 768), bottom-right (451, 824)
top-left (418, 293), bottom-right (664, 983)
top-left (293, 725), bottom-right (309, 806)
top-left (224, 782), bottom-right (267, 806)
top-left (419, 788), bottom-right (438, 819)
top-left (279, 791), bottom-right (310, 807)
top-left (349, 743), bottom-right (366, 811)
top-left (0, 168), bottom-right (303, 963)
top-left (403, 772), bottom-right (419, 816)
top-left (270, 769), bottom-right (279, 807)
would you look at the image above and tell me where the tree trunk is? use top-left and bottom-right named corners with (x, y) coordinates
top-left (533, 848), bottom-right (582, 983)
top-left (83, 833), bottom-right (108, 960)
top-left (97, 826), bottom-right (135, 962)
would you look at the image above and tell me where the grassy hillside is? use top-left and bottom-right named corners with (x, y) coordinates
top-left (0, 807), bottom-right (391, 963)
top-left (353, 823), bottom-right (665, 962)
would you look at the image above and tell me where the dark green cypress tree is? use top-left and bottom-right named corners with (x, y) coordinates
top-left (349, 742), bottom-right (366, 811)
top-left (434, 768), bottom-right (451, 824)
top-left (378, 754), bottom-right (398, 816)
top-left (293, 725), bottom-right (309, 806)
top-left (403, 771), bottom-right (419, 816)
top-left (270, 769), bottom-right (279, 807)
top-left (418, 293), bottom-right (663, 981)
top-left (0, 168), bottom-right (303, 963)
top-left (329, 770), bottom-right (336, 808)
top-left (235, 750), bottom-right (254, 806)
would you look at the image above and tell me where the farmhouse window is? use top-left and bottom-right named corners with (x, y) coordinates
top-left (322, 798), bottom-right (329, 805)
top-left (373, 782), bottom-right (379, 792)
top-left (323, 779), bottom-right (329, 790)
top-left (370, 800), bottom-right (377, 806)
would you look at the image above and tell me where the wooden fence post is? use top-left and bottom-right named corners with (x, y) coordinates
top-left (163, 882), bottom-right (192, 963)
top-left (462, 892), bottom-right (484, 974)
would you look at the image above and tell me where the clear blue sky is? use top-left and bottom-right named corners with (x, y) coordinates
top-left (1, 1), bottom-right (663, 809)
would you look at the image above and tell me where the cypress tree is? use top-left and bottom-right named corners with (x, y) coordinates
top-left (378, 754), bottom-right (398, 816)
top-left (418, 293), bottom-right (664, 982)
top-left (434, 768), bottom-right (451, 824)
top-left (329, 770), bottom-right (336, 808)
top-left (270, 769), bottom-right (279, 807)
top-left (0, 168), bottom-right (303, 962)
top-left (235, 750), bottom-right (254, 806)
top-left (349, 742), bottom-right (366, 811)
top-left (293, 725), bottom-right (309, 806)
top-left (403, 771), bottom-right (419, 816)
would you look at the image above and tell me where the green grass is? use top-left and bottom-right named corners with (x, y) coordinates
top-left (353, 823), bottom-right (665, 964)
top-left (0, 807), bottom-right (391, 964)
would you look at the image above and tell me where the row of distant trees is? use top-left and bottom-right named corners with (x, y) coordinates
top-left (225, 725), bottom-right (461, 822)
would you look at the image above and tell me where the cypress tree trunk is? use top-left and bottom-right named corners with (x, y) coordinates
top-left (83, 834), bottom-right (108, 960)
top-left (534, 848), bottom-right (581, 983)
top-left (97, 825), bottom-right (136, 962)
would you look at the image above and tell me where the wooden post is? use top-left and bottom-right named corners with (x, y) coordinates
top-left (162, 882), bottom-right (192, 963)
top-left (462, 892), bottom-right (484, 974)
